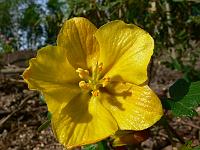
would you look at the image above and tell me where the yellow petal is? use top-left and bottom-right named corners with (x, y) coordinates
top-left (22, 45), bottom-right (81, 126)
top-left (101, 83), bottom-right (163, 130)
top-left (42, 85), bottom-right (80, 113)
top-left (95, 21), bottom-right (154, 85)
top-left (57, 17), bottom-right (99, 69)
top-left (52, 93), bottom-right (118, 148)
top-left (23, 46), bottom-right (79, 90)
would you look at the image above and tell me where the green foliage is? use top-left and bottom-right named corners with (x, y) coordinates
top-left (163, 79), bottom-right (200, 117)
top-left (83, 140), bottom-right (108, 150)
top-left (21, 3), bottom-right (40, 27)
top-left (38, 120), bottom-right (51, 132)
top-left (0, 0), bottom-right (199, 67)
top-left (83, 144), bottom-right (97, 150)
top-left (169, 79), bottom-right (190, 99)
top-left (39, 93), bottom-right (46, 104)
top-left (0, 0), bottom-right (67, 51)
top-left (0, 0), bottom-right (12, 31)
top-left (47, 111), bottom-right (52, 120)
top-left (21, 2), bottom-right (44, 50)
top-left (38, 93), bottom-right (52, 132)
top-left (45, 0), bottom-right (66, 44)
top-left (180, 141), bottom-right (200, 150)
top-left (0, 38), bottom-right (14, 53)
top-left (38, 112), bottom-right (52, 132)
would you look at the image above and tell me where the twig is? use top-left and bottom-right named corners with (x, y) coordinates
top-left (181, 121), bottom-right (200, 130)
top-left (158, 132), bottom-right (169, 139)
top-left (0, 68), bottom-right (25, 74)
top-left (8, 78), bottom-right (25, 83)
top-left (0, 92), bottom-right (38, 128)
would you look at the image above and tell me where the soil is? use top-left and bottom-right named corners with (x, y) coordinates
top-left (0, 51), bottom-right (199, 150)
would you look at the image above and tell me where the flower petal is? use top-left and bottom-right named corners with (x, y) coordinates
top-left (101, 83), bottom-right (163, 130)
top-left (95, 21), bottom-right (154, 85)
top-left (23, 46), bottom-right (79, 90)
top-left (22, 46), bottom-right (81, 112)
top-left (57, 17), bottom-right (99, 69)
top-left (42, 85), bottom-right (80, 113)
top-left (52, 93), bottom-right (118, 148)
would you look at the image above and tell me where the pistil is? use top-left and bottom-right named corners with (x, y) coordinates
top-left (76, 63), bottom-right (111, 97)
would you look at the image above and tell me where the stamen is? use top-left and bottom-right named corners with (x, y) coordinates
top-left (76, 68), bottom-right (89, 79)
top-left (102, 77), bottom-right (110, 87)
top-left (98, 62), bottom-right (103, 72)
top-left (79, 81), bottom-right (90, 89)
top-left (92, 90), bottom-right (100, 97)
top-left (76, 63), bottom-right (108, 94)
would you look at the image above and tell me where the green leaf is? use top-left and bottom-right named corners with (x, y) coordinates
top-left (47, 111), bottom-right (52, 120)
top-left (82, 141), bottom-right (108, 150)
top-left (38, 112), bottom-right (52, 132)
top-left (39, 93), bottom-right (46, 104)
top-left (169, 79), bottom-right (190, 99)
top-left (192, 146), bottom-right (200, 150)
top-left (165, 80), bottom-right (200, 117)
top-left (97, 140), bottom-right (108, 150)
top-left (38, 120), bottom-right (51, 132)
top-left (171, 58), bottom-right (182, 71)
top-left (83, 144), bottom-right (97, 150)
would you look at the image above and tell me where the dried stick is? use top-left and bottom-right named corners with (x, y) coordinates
top-left (0, 68), bottom-right (25, 74)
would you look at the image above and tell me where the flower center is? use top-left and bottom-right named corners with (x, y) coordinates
top-left (76, 63), bottom-right (110, 96)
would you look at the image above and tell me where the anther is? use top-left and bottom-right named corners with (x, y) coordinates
top-left (79, 81), bottom-right (90, 89)
top-left (92, 90), bottom-right (100, 97)
top-left (98, 63), bottom-right (103, 72)
top-left (102, 77), bottom-right (110, 87)
top-left (76, 68), bottom-right (89, 79)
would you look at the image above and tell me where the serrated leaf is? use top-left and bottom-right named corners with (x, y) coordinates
top-left (165, 80), bottom-right (200, 117)
top-left (169, 79), bottom-right (190, 99)
top-left (166, 100), bottom-right (198, 117)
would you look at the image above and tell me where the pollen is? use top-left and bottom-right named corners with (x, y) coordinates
top-left (98, 62), bottom-right (103, 72)
top-left (76, 68), bottom-right (89, 79)
top-left (102, 77), bottom-right (110, 87)
top-left (92, 90), bottom-right (100, 97)
top-left (79, 81), bottom-right (90, 89)
top-left (76, 63), bottom-right (110, 96)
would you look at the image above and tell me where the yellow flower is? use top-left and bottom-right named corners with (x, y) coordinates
top-left (23, 17), bottom-right (163, 148)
